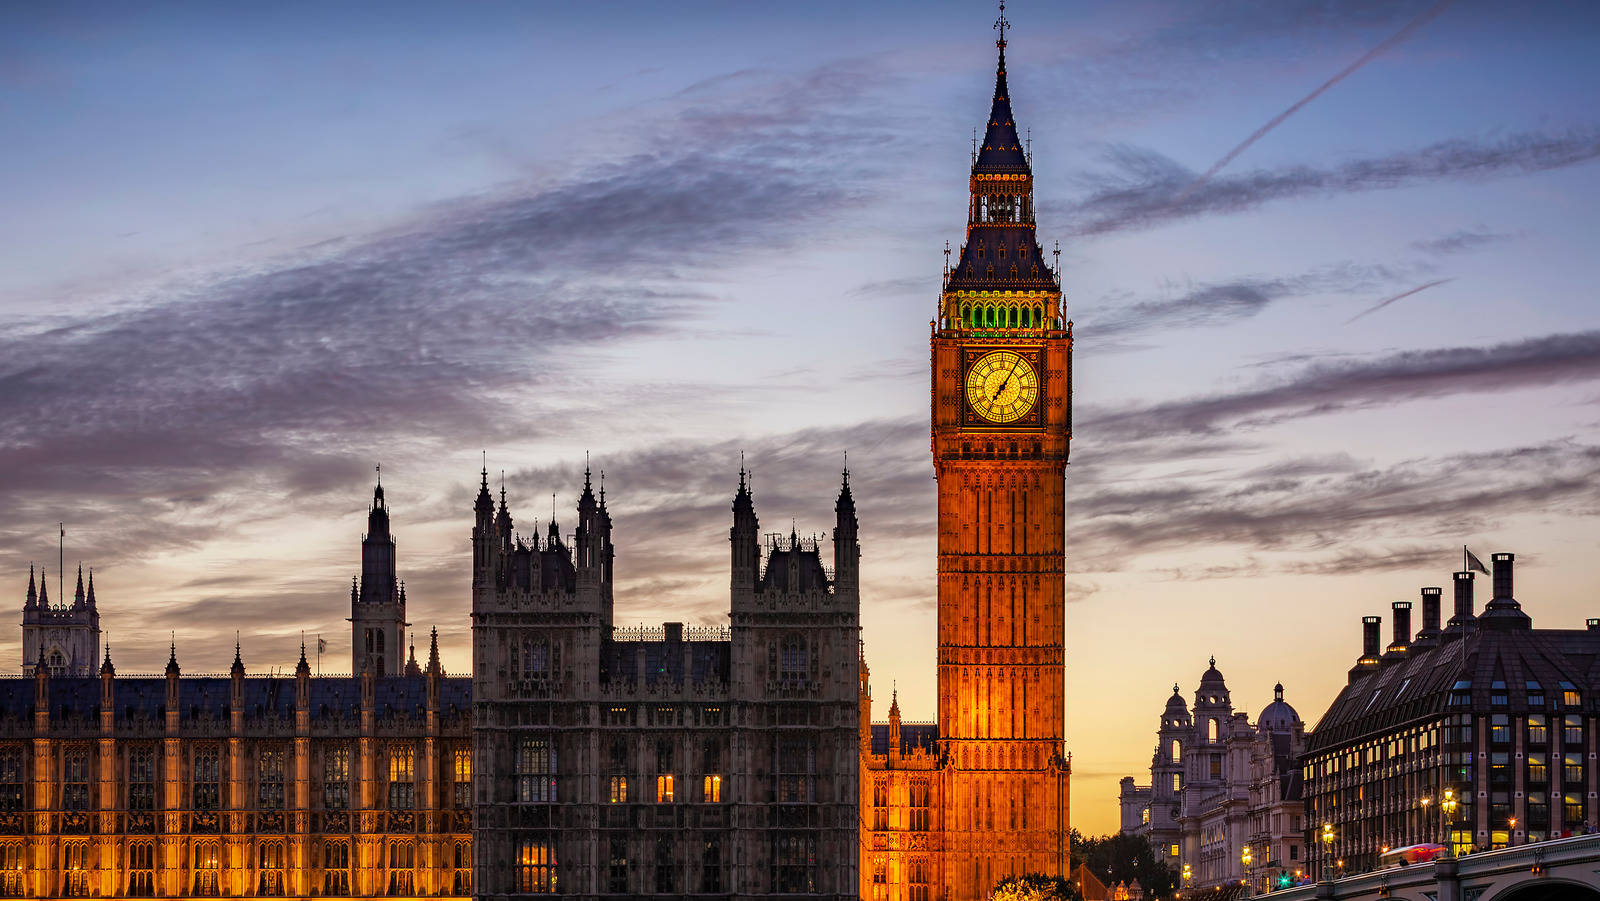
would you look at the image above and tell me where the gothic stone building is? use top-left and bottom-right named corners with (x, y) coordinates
top-left (469, 466), bottom-right (860, 898)
top-left (1118, 661), bottom-right (1307, 895)
top-left (1, 481), bottom-right (474, 899)
top-left (2, 467), bottom-right (862, 899)
top-left (860, 16), bottom-right (1074, 901)
top-left (1303, 553), bottom-right (1600, 877)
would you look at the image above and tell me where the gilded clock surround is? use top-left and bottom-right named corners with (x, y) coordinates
top-left (963, 348), bottom-right (1043, 427)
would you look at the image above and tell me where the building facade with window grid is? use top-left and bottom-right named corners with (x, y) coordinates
top-left (469, 466), bottom-right (861, 899)
top-left (0, 479), bottom-right (471, 900)
top-left (1303, 553), bottom-right (1600, 878)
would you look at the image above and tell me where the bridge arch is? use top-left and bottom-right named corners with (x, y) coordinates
top-left (1486, 878), bottom-right (1600, 901)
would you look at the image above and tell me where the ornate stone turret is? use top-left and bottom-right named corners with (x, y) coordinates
top-left (832, 462), bottom-right (859, 592)
top-left (351, 471), bottom-right (408, 676)
top-left (21, 559), bottom-right (99, 675)
top-left (730, 463), bottom-right (760, 596)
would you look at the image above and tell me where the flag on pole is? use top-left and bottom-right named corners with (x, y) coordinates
top-left (1464, 546), bottom-right (1490, 575)
top-left (317, 638), bottom-right (328, 655)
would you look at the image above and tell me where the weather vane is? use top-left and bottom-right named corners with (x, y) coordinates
top-left (994, 0), bottom-right (1009, 47)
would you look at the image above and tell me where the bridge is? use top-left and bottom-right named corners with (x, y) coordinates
top-left (1267, 834), bottom-right (1600, 901)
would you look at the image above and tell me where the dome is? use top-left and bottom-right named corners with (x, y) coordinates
top-left (1164, 683), bottom-right (1187, 713)
top-left (1258, 682), bottom-right (1301, 733)
top-left (1199, 655), bottom-right (1227, 688)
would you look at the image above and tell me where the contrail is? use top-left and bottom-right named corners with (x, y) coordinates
top-left (1345, 278), bottom-right (1454, 324)
top-left (1172, 0), bottom-right (1457, 206)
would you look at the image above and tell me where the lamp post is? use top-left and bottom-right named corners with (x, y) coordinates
top-left (1441, 788), bottom-right (1458, 854)
top-left (1508, 817), bottom-right (1517, 847)
top-left (1320, 823), bottom-right (1335, 880)
top-left (1241, 844), bottom-right (1252, 891)
top-left (1182, 863), bottom-right (1192, 890)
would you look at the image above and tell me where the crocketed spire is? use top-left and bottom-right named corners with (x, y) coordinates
top-left (426, 627), bottom-right (442, 676)
top-left (24, 565), bottom-right (36, 610)
top-left (974, 36), bottom-right (1028, 174)
top-left (37, 568), bottom-right (48, 607)
top-left (85, 570), bottom-right (96, 608)
top-left (72, 564), bottom-right (84, 608)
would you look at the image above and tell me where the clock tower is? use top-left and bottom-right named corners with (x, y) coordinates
top-left (931, 12), bottom-right (1071, 897)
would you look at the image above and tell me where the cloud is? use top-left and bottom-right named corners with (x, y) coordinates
top-left (1059, 130), bottom-right (1600, 236)
top-left (0, 62), bottom-right (900, 568)
top-left (1084, 262), bottom-right (1400, 338)
top-left (1069, 442), bottom-right (1600, 573)
top-left (1409, 228), bottom-right (1516, 256)
top-left (1085, 330), bottom-right (1600, 442)
top-left (1344, 277), bottom-right (1454, 324)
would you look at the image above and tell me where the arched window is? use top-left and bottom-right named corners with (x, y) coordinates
top-left (961, 304), bottom-right (971, 327)
top-left (1170, 739), bottom-right (1181, 762)
top-left (1208, 719), bottom-right (1219, 743)
top-left (779, 636), bottom-right (807, 681)
top-left (1034, 305), bottom-right (1043, 327)
top-left (1008, 307), bottom-right (1017, 328)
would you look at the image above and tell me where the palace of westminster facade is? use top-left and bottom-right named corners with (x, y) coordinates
top-left (0, 17), bottom-right (1075, 901)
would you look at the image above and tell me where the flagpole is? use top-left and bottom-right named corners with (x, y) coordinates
top-left (58, 524), bottom-right (64, 606)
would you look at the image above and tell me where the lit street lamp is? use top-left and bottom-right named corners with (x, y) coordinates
top-left (1320, 824), bottom-right (1335, 880)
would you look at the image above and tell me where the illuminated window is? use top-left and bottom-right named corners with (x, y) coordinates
top-left (1565, 793), bottom-right (1586, 826)
top-left (60, 841), bottom-right (90, 897)
top-left (1170, 739), bottom-right (1181, 762)
top-left (1490, 715), bottom-right (1510, 744)
top-left (872, 779), bottom-right (888, 831)
top-left (1528, 752), bottom-right (1548, 784)
top-left (909, 780), bottom-right (930, 832)
top-left (122, 841), bottom-right (152, 896)
top-left (1528, 714), bottom-right (1548, 745)
top-left (908, 857), bottom-right (930, 901)
top-left (453, 747), bottom-right (472, 808)
top-left (258, 747), bottom-right (285, 811)
top-left (0, 750), bottom-right (22, 812)
top-left (323, 746), bottom-right (350, 810)
top-left (702, 838), bottom-right (722, 893)
top-left (1171, 773), bottom-right (1182, 793)
top-left (322, 840), bottom-right (351, 896)
top-left (609, 776), bottom-right (628, 803)
top-left (1208, 719), bottom-right (1219, 743)
top-left (452, 841), bottom-right (472, 895)
top-left (387, 744), bottom-right (415, 810)
top-left (518, 840), bottom-right (556, 893)
top-left (1564, 753), bottom-right (1585, 786)
top-left (386, 841), bottom-right (415, 896)
top-left (62, 748), bottom-right (90, 811)
top-left (518, 738), bottom-right (556, 803)
top-left (5, 843), bottom-right (35, 895)
top-left (1561, 682), bottom-right (1581, 708)
top-left (703, 774), bottom-right (722, 803)
top-left (656, 774), bottom-right (675, 803)
top-left (1170, 844), bottom-right (1180, 858)
top-left (258, 841), bottom-right (285, 896)
top-left (1564, 714), bottom-right (1584, 745)
top-left (191, 841), bottom-right (221, 896)
top-left (1141, 807), bottom-right (1150, 825)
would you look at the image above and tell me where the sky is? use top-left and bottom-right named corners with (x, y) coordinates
top-left (3, 0), bottom-right (1599, 835)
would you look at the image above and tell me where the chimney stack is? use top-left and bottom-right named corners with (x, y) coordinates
top-left (1361, 615), bottom-right (1382, 661)
top-left (1448, 571), bottom-right (1475, 628)
top-left (1419, 587), bottom-right (1442, 635)
top-left (1491, 552), bottom-right (1514, 600)
top-left (1388, 601), bottom-right (1412, 653)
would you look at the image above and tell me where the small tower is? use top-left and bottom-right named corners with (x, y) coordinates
top-left (22, 562), bottom-right (100, 676)
top-left (472, 464), bottom-right (496, 587)
top-left (350, 472), bottom-right (407, 676)
top-left (729, 463), bottom-right (760, 601)
top-left (574, 464), bottom-right (615, 628)
top-left (832, 462), bottom-right (860, 593)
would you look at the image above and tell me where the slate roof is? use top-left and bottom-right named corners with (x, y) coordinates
top-left (0, 674), bottom-right (471, 724)
top-left (869, 722), bottom-right (938, 756)
top-left (1306, 619), bottom-right (1600, 755)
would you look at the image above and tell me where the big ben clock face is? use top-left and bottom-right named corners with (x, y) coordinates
top-left (965, 350), bottom-right (1039, 424)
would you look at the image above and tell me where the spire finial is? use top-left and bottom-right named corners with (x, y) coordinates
top-left (1173, 682), bottom-right (1180, 694)
top-left (1209, 654), bottom-right (1217, 668)
top-left (481, 451), bottom-right (488, 487)
top-left (842, 450), bottom-right (849, 485)
top-left (599, 470), bottom-right (606, 506)
top-left (375, 463), bottom-right (380, 487)
top-left (994, 0), bottom-right (1009, 49)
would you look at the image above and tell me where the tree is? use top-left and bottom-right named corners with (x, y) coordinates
top-left (1069, 830), bottom-right (1180, 899)
top-left (989, 872), bottom-right (1082, 901)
